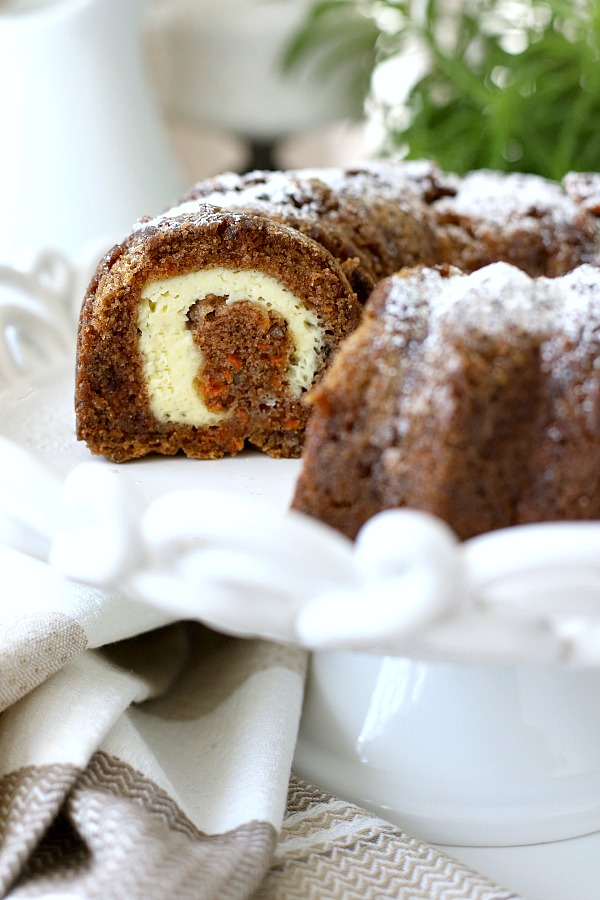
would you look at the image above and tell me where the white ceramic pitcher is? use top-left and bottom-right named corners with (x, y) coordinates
top-left (0, 0), bottom-right (184, 265)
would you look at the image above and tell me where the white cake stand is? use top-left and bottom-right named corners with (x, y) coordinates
top-left (294, 652), bottom-right (600, 847)
top-left (2, 250), bottom-right (600, 897)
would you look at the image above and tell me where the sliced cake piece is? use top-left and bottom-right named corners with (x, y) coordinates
top-left (76, 208), bottom-right (361, 461)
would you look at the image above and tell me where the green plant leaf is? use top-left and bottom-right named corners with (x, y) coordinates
top-left (288, 0), bottom-right (600, 177)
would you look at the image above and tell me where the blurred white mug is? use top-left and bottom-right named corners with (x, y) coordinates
top-left (0, 0), bottom-right (183, 265)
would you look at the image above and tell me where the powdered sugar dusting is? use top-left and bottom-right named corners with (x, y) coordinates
top-left (436, 169), bottom-right (580, 229)
top-left (379, 262), bottom-right (542, 346)
top-left (377, 262), bottom-right (600, 391)
top-left (377, 262), bottom-right (600, 453)
top-left (132, 203), bottom-right (254, 234)
top-left (136, 160), bottom-right (441, 233)
top-left (541, 265), bottom-right (600, 383)
top-left (375, 266), bottom-right (450, 348)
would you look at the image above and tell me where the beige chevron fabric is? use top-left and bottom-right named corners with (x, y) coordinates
top-left (0, 548), bottom-right (521, 899)
top-left (257, 778), bottom-right (520, 900)
top-left (0, 544), bottom-right (176, 712)
top-left (0, 623), bottom-right (305, 899)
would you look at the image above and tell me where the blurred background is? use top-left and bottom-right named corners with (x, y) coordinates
top-left (145, 0), bottom-right (600, 183)
top-left (0, 0), bottom-right (598, 266)
top-left (143, 0), bottom-right (373, 177)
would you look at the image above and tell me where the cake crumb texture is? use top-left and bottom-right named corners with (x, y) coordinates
top-left (75, 159), bottom-right (600, 464)
top-left (292, 262), bottom-right (600, 539)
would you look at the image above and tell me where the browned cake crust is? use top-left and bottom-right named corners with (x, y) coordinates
top-left (181, 164), bottom-right (438, 298)
top-left (76, 209), bottom-right (362, 461)
top-left (76, 159), bottom-right (600, 466)
top-left (427, 167), bottom-right (600, 276)
top-left (75, 162), bottom-right (436, 463)
top-left (292, 263), bottom-right (600, 540)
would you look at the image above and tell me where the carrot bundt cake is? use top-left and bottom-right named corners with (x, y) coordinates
top-left (292, 262), bottom-right (600, 540)
top-left (75, 165), bottom-right (436, 462)
top-left (427, 167), bottom-right (600, 276)
top-left (75, 160), bottom-right (600, 463)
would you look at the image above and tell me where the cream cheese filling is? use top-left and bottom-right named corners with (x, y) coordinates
top-left (137, 267), bottom-right (323, 426)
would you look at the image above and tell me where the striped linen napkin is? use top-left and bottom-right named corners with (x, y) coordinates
top-left (0, 543), bottom-right (519, 899)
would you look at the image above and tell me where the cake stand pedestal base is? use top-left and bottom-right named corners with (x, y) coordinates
top-left (294, 651), bottom-right (600, 847)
